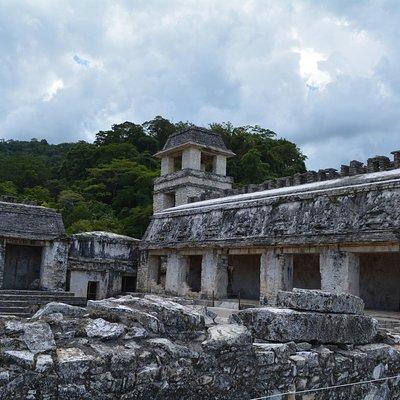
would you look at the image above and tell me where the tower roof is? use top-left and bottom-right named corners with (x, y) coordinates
top-left (155, 126), bottom-right (235, 158)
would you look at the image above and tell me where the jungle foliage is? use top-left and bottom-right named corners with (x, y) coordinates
top-left (0, 116), bottom-right (306, 238)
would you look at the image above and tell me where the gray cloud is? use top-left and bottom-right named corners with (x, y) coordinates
top-left (0, 0), bottom-right (399, 170)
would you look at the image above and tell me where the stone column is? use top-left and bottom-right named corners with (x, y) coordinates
top-left (260, 251), bottom-right (293, 306)
top-left (0, 239), bottom-right (5, 289)
top-left (201, 250), bottom-right (228, 299)
top-left (40, 240), bottom-right (69, 291)
top-left (213, 155), bottom-right (227, 176)
top-left (320, 249), bottom-right (360, 296)
top-left (161, 156), bottom-right (175, 176)
top-left (182, 147), bottom-right (201, 170)
top-left (165, 252), bottom-right (189, 295)
top-left (137, 251), bottom-right (160, 292)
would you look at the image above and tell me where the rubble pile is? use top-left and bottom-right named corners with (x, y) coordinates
top-left (0, 291), bottom-right (399, 399)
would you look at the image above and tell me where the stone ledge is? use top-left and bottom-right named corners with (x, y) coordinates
top-left (276, 289), bottom-right (364, 315)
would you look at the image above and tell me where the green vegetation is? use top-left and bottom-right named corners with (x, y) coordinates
top-left (0, 117), bottom-right (306, 238)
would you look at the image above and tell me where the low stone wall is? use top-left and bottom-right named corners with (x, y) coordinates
top-left (0, 292), bottom-right (399, 399)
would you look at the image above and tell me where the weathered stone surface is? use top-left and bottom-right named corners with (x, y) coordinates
top-left (56, 348), bottom-right (94, 381)
top-left (22, 322), bottom-right (56, 353)
top-left (87, 298), bottom-right (164, 333)
top-left (143, 170), bottom-right (400, 249)
top-left (32, 302), bottom-right (87, 319)
top-left (231, 307), bottom-right (378, 344)
top-left (85, 318), bottom-right (125, 340)
top-left (0, 295), bottom-right (399, 400)
top-left (276, 289), bottom-right (364, 315)
top-left (202, 324), bottom-right (252, 351)
top-left (4, 350), bottom-right (35, 369)
top-left (36, 354), bottom-right (53, 372)
top-left (132, 295), bottom-right (205, 332)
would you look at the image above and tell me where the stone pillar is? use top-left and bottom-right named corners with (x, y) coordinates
top-left (320, 249), bottom-right (359, 296)
top-left (213, 155), bottom-right (227, 176)
top-left (0, 239), bottom-right (5, 289)
top-left (137, 251), bottom-right (160, 292)
top-left (201, 250), bottom-right (228, 299)
top-left (260, 251), bottom-right (293, 306)
top-left (161, 156), bottom-right (175, 176)
top-left (165, 252), bottom-right (189, 295)
top-left (40, 240), bottom-right (69, 291)
top-left (182, 147), bottom-right (201, 170)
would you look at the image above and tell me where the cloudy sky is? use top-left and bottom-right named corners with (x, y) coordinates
top-left (1, 0), bottom-right (399, 169)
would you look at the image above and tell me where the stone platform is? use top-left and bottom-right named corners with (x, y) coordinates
top-left (0, 291), bottom-right (399, 399)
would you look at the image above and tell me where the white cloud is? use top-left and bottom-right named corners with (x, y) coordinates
top-left (0, 0), bottom-right (399, 170)
top-left (43, 79), bottom-right (64, 101)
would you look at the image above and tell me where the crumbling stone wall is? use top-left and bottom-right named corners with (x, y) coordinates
top-left (68, 232), bottom-right (139, 299)
top-left (0, 290), bottom-right (399, 399)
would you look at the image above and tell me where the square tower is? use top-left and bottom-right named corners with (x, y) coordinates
top-left (153, 126), bottom-right (235, 213)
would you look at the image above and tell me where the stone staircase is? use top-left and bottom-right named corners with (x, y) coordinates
top-left (0, 290), bottom-right (87, 317)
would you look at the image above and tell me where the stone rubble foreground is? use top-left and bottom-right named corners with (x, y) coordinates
top-left (0, 290), bottom-right (399, 399)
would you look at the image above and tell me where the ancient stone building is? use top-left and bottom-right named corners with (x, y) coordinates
top-left (153, 126), bottom-right (235, 213)
top-left (0, 199), bottom-right (68, 291)
top-left (139, 128), bottom-right (400, 312)
top-left (0, 198), bottom-right (140, 315)
top-left (68, 231), bottom-right (139, 300)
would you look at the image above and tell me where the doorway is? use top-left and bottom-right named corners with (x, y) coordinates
top-left (122, 275), bottom-right (137, 293)
top-left (87, 281), bottom-right (98, 300)
top-left (3, 244), bottom-right (42, 290)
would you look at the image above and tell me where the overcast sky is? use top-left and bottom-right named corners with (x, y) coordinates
top-left (1, 0), bottom-right (399, 169)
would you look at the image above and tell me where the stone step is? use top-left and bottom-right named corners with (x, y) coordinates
top-left (0, 294), bottom-right (84, 302)
top-left (0, 290), bottom-right (87, 318)
top-left (0, 290), bottom-right (75, 296)
top-left (0, 312), bottom-right (31, 317)
top-left (0, 306), bottom-right (31, 314)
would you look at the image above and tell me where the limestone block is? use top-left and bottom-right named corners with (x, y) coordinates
top-left (87, 299), bottom-right (164, 334)
top-left (22, 322), bottom-right (56, 354)
top-left (147, 338), bottom-right (198, 358)
top-left (231, 307), bottom-right (378, 344)
top-left (84, 318), bottom-right (126, 340)
top-left (276, 288), bottom-right (364, 315)
top-left (202, 324), bottom-right (252, 351)
top-left (36, 354), bottom-right (54, 372)
top-left (4, 350), bottom-right (35, 369)
top-left (32, 302), bottom-right (87, 319)
top-left (57, 348), bottom-right (94, 381)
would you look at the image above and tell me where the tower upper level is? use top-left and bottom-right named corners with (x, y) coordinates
top-left (153, 127), bottom-right (235, 213)
top-left (155, 126), bottom-right (235, 177)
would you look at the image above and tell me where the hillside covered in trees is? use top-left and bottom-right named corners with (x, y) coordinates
top-left (0, 117), bottom-right (306, 238)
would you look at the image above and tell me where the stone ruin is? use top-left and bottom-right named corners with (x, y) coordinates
top-left (0, 289), bottom-right (399, 399)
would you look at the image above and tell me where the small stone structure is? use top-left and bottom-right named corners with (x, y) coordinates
top-left (0, 291), bottom-right (399, 399)
top-left (139, 127), bottom-right (400, 313)
top-left (0, 198), bottom-right (140, 307)
top-left (68, 231), bottom-right (140, 300)
top-left (153, 126), bottom-right (235, 213)
top-left (0, 199), bottom-right (68, 291)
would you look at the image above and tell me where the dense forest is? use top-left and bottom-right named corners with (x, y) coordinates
top-left (0, 116), bottom-right (306, 238)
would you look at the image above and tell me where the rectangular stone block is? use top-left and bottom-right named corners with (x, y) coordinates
top-left (276, 289), bottom-right (364, 315)
top-left (231, 307), bottom-right (378, 344)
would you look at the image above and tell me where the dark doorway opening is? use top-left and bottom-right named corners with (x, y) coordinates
top-left (360, 253), bottom-right (400, 311)
top-left (122, 275), bottom-right (137, 293)
top-left (87, 281), bottom-right (98, 300)
top-left (228, 255), bottom-right (260, 300)
top-left (293, 254), bottom-right (321, 289)
top-left (3, 244), bottom-right (42, 290)
top-left (187, 255), bottom-right (202, 292)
